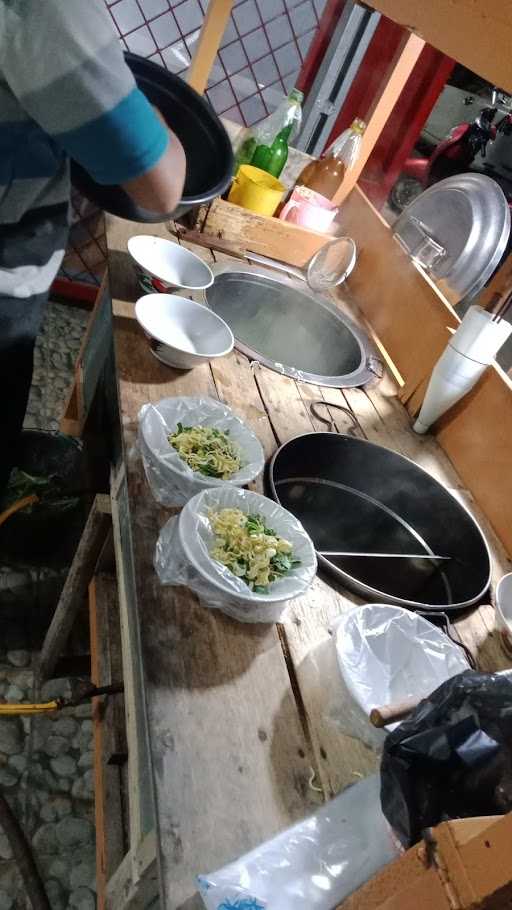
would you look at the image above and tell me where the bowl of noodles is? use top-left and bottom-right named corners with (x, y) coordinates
top-left (178, 486), bottom-right (317, 609)
top-left (139, 396), bottom-right (265, 505)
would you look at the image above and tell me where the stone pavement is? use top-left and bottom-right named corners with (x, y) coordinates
top-left (0, 301), bottom-right (96, 910)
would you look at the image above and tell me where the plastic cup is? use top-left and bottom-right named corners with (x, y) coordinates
top-left (495, 573), bottom-right (512, 658)
top-left (228, 165), bottom-right (285, 217)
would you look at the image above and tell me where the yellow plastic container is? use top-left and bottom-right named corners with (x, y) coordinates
top-left (229, 165), bottom-right (285, 217)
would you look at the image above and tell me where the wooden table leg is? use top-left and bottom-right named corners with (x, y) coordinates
top-left (37, 494), bottom-right (112, 683)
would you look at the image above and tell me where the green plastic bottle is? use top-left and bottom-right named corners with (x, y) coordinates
top-left (233, 89), bottom-right (303, 176)
top-left (251, 123), bottom-right (294, 178)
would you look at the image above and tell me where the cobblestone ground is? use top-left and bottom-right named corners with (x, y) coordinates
top-left (0, 302), bottom-right (96, 910)
top-left (24, 302), bottom-right (89, 433)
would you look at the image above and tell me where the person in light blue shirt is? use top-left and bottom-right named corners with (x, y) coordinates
top-left (0, 0), bottom-right (186, 493)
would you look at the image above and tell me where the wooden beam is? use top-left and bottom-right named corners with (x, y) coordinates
top-left (58, 274), bottom-right (108, 437)
top-left (106, 832), bottom-right (158, 910)
top-left (187, 0), bottom-right (234, 94)
top-left (37, 495), bottom-right (112, 683)
top-left (198, 197), bottom-right (329, 267)
top-left (90, 574), bottom-right (127, 910)
top-left (334, 31), bottom-right (425, 205)
top-left (60, 377), bottom-right (82, 438)
top-left (364, 0), bottom-right (512, 96)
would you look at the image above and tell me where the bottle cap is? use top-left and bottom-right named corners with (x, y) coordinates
top-left (289, 88), bottom-right (304, 103)
top-left (351, 118), bottom-right (366, 135)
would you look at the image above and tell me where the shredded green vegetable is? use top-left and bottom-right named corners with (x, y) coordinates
top-left (1, 469), bottom-right (78, 514)
top-left (169, 423), bottom-right (242, 479)
top-left (209, 508), bottom-right (300, 593)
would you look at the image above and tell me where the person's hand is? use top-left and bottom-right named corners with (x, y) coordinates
top-left (122, 107), bottom-right (186, 215)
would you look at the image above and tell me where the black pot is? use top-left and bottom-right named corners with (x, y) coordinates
top-left (0, 431), bottom-right (86, 564)
top-left (71, 53), bottom-right (234, 223)
top-left (268, 432), bottom-right (491, 612)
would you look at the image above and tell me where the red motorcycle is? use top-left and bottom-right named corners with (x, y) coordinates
top-left (389, 106), bottom-right (500, 212)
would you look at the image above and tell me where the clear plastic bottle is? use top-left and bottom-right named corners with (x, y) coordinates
top-left (234, 89), bottom-right (304, 176)
top-left (295, 118), bottom-right (366, 199)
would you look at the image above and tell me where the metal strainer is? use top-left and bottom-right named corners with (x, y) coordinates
top-left (247, 235), bottom-right (357, 292)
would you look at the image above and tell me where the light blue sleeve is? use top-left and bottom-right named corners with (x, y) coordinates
top-left (54, 86), bottom-right (170, 185)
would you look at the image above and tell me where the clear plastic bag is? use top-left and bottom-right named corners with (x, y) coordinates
top-left (138, 396), bottom-right (265, 507)
top-left (154, 486), bottom-right (317, 623)
top-left (321, 605), bottom-right (470, 750)
top-left (197, 775), bottom-right (400, 909)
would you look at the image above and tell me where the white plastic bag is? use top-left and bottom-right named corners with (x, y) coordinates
top-left (154, 486), bottom-right (317, 623)
top-left (138, 396), bottom-right (265, 507)
top-left (197, 775), bottom-right (400, 909)
top-left (325, 604), bottom-right (470, 748)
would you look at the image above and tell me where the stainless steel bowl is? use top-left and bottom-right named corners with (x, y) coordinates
top-left (204, 262), bottom-right (382, 388)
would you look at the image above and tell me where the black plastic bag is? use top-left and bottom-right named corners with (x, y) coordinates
top-left (380, 670), bottom-right (512, 847)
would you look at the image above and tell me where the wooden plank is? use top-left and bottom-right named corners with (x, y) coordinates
top-left (434, 367), bottom-right (512, 559)
top-left (58, 275), bottom-right (112, 436)
top-left (251, 369), bottom-right (379, 795)
top-left (364, 0), bottom-right (512, 96)
top-left (296, 381), bottom-right (364, 437)
top-left (106, 217), bottom-right (322, 909)
top-left (123, 456), bottom-right (321, 907)
top-left (89, 574), bottom-right (126, 910)
top-left (37, 494), bottom-right (112, 683)
top-left (340, 185), bottom-right (460, 392)
top-left (106, 832), bottom-right (159, 910)
top-left (201, 197), bottom-right (329, 267)
top-left (110, 467), bottom-right (156, 852)
top-left (334, 32), bottom-right (426, 205)
top-left (447, 817), bottom-right (499, 849)
top-left (60, 376), bottom-right (82, 437)
top-left (281, 578), bottom-right (379, 798)
top-left (338, 842), bottom-right (451, 910)
top-left (360, 370), bottom-right (464, 487)
top-left (187, 0), bottom-right (234, 94)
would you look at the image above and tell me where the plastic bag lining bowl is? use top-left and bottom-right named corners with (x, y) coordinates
top-left (335, 604), bottom-right (470, 731)
top-left (139, 397), bottom-right (265, 505)
top-left (179, 486), bottom-right (317, 606)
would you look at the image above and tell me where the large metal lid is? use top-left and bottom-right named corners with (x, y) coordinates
top-left (393, 174), bottom-right (510, 302)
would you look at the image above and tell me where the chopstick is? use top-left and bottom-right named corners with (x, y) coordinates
top-left (491, 286), bottom-right (512, 322)
top-left (318, 551), bottom-right (450, 561)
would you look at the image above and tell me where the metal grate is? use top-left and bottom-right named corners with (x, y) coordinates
top-left (60, 192), bottom-right (108, 287)
top-left (105, 0), bottom-right (326, 125)
top-left (61, 0), bottom-right (326, 286)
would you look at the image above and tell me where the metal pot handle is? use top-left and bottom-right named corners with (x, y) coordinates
top-left (309, 400), bottom-right (360, 435)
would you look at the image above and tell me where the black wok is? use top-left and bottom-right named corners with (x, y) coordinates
top-left (71, 53), bottom-right (234, 223)
top-left (268, 432), bottom-right (491, 611)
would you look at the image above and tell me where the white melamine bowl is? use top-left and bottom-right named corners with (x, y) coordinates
top-left (179, 486), bottom-right (317, 609)
top-left (128, 234), bottom-right (214, 293)
top-left (135, 293), bottom-right (234, 369)
top-left (139, 396), bottom-right (265, 501)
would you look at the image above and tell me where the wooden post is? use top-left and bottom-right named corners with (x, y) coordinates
top-left (37, 494), bottom-right (112, 683)
top-left (334, 31), bottom-right (425, 205)
top-left (90, 574), bottom-right (127, 910)
top-left (187, 0), bottom-right (234, 95)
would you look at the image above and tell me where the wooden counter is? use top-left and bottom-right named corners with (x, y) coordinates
top-left (105, 215), bottom-right (512, 910)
